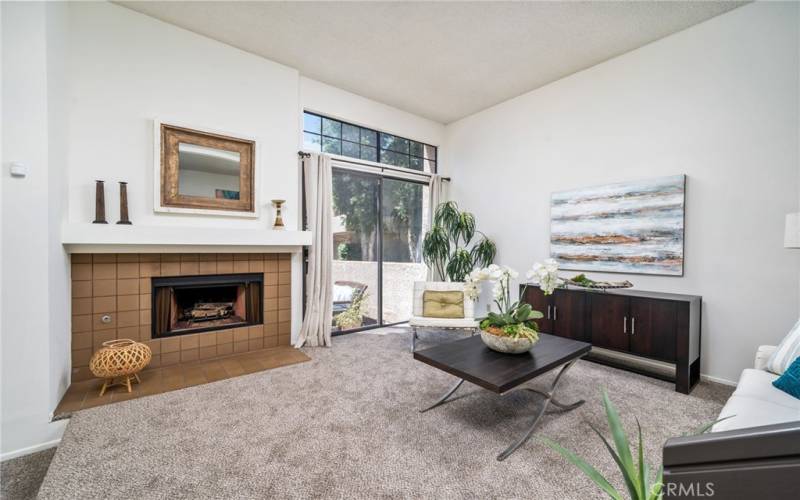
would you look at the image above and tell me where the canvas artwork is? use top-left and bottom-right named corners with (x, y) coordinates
top-left (550, 174), bottom-right (685, 276)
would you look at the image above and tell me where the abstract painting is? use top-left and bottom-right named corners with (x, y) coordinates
top-left (550, 175), bottom-right (685, 276)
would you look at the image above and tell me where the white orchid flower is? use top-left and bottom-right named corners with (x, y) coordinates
top-left (492, 281), bottom-right (504, 301)
top-left (524, 259), bottom-right (562, 295)
top-left (488, 268), bottom-right (503, 281)
top-left (463, 280), bottom-right (480, 300)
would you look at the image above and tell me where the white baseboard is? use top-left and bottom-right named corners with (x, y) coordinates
top-left (1, 438), bottom-right (61, 462)
top-left (700, 373), bottom-right (738, 387)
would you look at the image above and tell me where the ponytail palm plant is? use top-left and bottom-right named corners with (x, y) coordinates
top-left (542, 390), bottom-right (664, 500)
top-left (422, 201), bottom-right (496, 282)
top-left (542, 389), bottom-right (729, 500)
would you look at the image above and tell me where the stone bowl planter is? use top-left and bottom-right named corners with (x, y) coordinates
top-left (480, 328), bottom-right (538, 354)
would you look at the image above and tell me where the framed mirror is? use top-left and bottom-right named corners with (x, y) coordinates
top-left (156, 122), bottom-right (256, 215)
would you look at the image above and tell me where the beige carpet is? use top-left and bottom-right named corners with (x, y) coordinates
top-left (33, 328), bottom-right (731, 499)
top-left (0, 448), bottom-right (55, 500)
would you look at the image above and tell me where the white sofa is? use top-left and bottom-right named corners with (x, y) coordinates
top-left (664, 346), bottom-right (800, 497)
top-left (712, 345), bottom-right (800, 432)
top-left (408, 281), bottom-right (479, 351)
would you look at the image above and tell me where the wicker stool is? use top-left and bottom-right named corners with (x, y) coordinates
top-left (89, 339), bottom-right (152, 396)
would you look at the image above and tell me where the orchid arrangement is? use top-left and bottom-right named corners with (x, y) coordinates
top-left (527, 258), bottom-right (562, 295)
top-left (465, 260), bottom-right (563, 341)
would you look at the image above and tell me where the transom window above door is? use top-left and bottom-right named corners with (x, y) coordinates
top-left (302, 111), bottom-right (437, 173)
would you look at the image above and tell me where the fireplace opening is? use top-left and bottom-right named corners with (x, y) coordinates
top-left (152, 273), bottom-right (263, 338)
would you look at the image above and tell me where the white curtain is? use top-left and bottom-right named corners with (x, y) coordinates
top-left (426, 174), bottom-right (448, 281)
top-left (296, 153), bottom-right (333, 347)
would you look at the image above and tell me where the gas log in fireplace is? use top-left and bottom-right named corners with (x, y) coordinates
top-left (151, 273), bottom-right (263, 338)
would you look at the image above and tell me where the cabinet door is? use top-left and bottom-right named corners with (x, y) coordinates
top-left (629, 297), bottom-right (677, 362)
top-left (589, 294), bottom-right (629, 351)
top-left (522, 286), bottom-right (553, 334)
top-left (552, 289), bottom-right (588, 341)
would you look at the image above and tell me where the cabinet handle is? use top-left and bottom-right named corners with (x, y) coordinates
top-left (547, 305), bottom-right (551, 319)
top-left (623, 316), bottom-right (627, 334)
top-left (631, 317), bottom-right (635, 335)
top-left (553, 306), bottom-right (558, 321)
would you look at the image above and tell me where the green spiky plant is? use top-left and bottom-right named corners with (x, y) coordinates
top-left (422, 201), bottom-right (496, 281)
top-left (542, 389), bottom-right (730, 500)
top-left (542, 390), bottom-right (663, 500)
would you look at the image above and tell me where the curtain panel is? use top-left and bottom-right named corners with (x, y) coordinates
top-left (426, 174), bottom-right (448, 281)
top-left (296, 153), bottom-right (334, 347)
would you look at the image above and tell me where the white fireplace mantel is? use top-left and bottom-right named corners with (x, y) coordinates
top-left (61, 224), bottom-right (312, 254)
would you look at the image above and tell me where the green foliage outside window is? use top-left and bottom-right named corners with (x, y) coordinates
top-left (332, 173), bottom-right (425, 264)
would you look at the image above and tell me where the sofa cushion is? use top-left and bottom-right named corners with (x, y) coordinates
top-left (713, 368), bottom-right (800, 432)
top-left (422, 290), bottom-right (464, 318)
top-left (766, 319), bottom-right (800, 375)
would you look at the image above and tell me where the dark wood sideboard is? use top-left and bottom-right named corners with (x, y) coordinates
top-left (521, 285), bottom-right (702, 394)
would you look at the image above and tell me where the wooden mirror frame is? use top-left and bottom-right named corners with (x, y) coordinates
top-left (158, 123), bottom-right (256, 214)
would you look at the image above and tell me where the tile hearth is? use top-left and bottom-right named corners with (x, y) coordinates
top-left (70, 253), bottom-right (293, 383)
top-left (54, 346), bottom-right (310, 417)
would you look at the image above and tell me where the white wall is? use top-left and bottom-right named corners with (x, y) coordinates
top-left (443, 2), bottom-right (800, 384)
top-left (1, 1), bottom-right (69, 460)
top-left (66, 2), bottom-right (301, 230)
top-left (301, 77), bottom-right (445, 153)
top-left (1, 1), bottom-right (4, 462)
top-left (46, 0), bottom-right (71, 430)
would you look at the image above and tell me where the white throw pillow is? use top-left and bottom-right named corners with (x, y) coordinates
top-left (766, 319), bottom-right (800, 375)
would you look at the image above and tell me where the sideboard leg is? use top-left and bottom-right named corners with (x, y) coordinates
top-left (676, 359), bottom-right (690, 394)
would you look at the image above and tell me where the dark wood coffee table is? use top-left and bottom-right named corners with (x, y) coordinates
top-left (414, 333), bottom-right (591, 461)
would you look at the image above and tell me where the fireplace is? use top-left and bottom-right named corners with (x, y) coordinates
top-left (152, 273), bottom-right (263, 338)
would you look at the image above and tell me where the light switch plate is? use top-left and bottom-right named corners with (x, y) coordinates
top-left (10, 162), bottom-right (27, 177)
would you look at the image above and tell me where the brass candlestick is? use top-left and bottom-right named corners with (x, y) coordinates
top-left (93, 180), bottom-right (108, 224)
top-left (117, 182), bottom-right (132, 225)
top-left (271, 199), bottom-right (285, 229)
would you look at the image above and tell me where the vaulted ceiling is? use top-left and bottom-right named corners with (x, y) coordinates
top-left (118, 1), bottom-right (745, 123)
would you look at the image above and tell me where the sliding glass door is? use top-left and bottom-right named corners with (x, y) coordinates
top-left (331, 168), bottom-right (429, 333)
top-left (331, 170), bottom-right (380, 332)
top-left (381, 178), bottom-right (429, 324)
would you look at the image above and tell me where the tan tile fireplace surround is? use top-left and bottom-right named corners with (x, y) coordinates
top-left (70, 253), bottom-right (292, 382)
